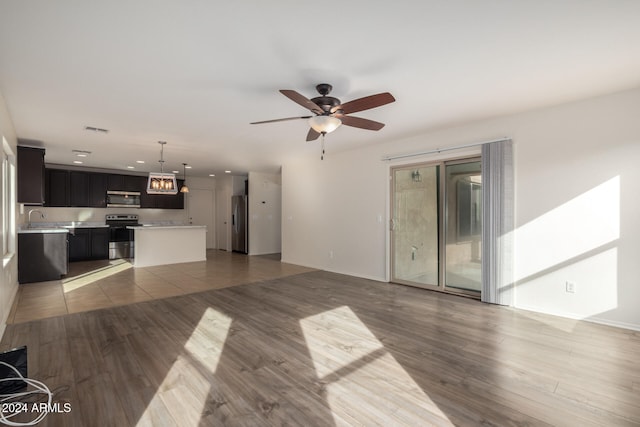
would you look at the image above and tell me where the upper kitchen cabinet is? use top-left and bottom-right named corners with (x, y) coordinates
top-left (69, 171), bottom-right (89, 207)
top-left (17, 146), bottom-right (45, 205)
top-left (45, 168), bottom-right (70, 207)
top-left (70, 171), bottom-right (108, 207)
top-left (88, 173), bottom-right (108, 207)
top-left (46, 169), bottom-right (109, 208)
top-left (43, 167), bottom-right (183, 209)
top-left (108, 174), bottom-right (142, 192)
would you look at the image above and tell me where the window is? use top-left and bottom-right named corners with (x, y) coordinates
top-left (2, 136), bottom-right (16, 259)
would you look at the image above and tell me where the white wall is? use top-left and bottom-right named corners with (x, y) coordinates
top-left (0, 90), bottom-right (18, 337)
top-left (282, 87), bottom-right (640, 330)
top-left (248, 171), bottom-right (281, 256)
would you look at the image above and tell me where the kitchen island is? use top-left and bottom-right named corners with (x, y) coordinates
top-left (127, 225), bottom-right (207, 268)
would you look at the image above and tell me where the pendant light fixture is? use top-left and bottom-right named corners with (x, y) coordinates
top-left (147, 141), bottom-right (178, 195)
top-left (180, 163), bottom-right (190, 193)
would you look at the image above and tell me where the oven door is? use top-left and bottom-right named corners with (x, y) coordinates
top-left (108, 226), bottom-right (135, 259)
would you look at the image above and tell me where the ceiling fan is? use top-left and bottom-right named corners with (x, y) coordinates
top-left (250, 83), bottom-right (396, 142)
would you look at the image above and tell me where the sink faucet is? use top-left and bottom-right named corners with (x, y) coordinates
top-left (28, 209), bottom-right (45, 228)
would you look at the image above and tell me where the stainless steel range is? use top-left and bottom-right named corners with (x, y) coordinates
top-left (105, 214), bottom-right (139, 259)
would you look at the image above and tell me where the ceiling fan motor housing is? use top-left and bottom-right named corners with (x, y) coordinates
top-left (312, 83), bottom-right (341, 113)
top-left (311, 96), bottom-right (341, 113)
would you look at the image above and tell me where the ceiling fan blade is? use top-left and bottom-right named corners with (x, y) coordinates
top-left (250, 116), bottom-right (312, 125)
top-left (337, 115), bottom-right (385, 131)
top-left (306, 128), bottom-right (321, 141)
top-left (332, 92), bottom-right (395, 114)
top-left (280, 90), bottom-right (324, 114)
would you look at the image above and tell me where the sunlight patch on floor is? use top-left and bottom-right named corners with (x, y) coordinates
top-left (300, 305), bottom-right (453, 426)
top-left (136, 307), bottom-right (232, 426)
top-left (62, 259), bottom-right (133, 292)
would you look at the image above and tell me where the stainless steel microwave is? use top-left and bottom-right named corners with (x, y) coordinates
top-left (106, 191), bottom-right (141, 208)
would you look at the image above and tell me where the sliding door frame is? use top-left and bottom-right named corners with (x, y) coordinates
top-left (390, 155), bottom-right (482, 299)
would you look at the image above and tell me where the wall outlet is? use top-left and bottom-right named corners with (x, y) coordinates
top-left (565, 281), bottom-right (576, 293)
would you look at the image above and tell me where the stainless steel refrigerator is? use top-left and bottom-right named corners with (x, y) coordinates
top-left (231, 195), bottom-right (248, 253)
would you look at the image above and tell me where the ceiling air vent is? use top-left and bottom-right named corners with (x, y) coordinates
top-left (84, 126), bottom-right (109, 133)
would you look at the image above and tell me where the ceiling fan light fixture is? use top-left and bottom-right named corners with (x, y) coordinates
top-left (308, 115), bottom-right (342, 134)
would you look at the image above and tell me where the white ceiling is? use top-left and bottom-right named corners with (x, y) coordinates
top-left (1, 1), bottom-right (639, 177)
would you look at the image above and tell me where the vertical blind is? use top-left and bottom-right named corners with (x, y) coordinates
top-left (481, 139), bottom-right (514, 305)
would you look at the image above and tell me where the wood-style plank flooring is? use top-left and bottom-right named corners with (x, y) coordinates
top-left (1, 253), bottom-right (640, 426)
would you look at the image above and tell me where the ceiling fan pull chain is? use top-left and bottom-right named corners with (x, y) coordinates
top-left (321, 132), bottom-right (326, 160)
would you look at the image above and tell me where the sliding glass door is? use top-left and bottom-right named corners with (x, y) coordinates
top-left (391, 165), bottom-right (440, 289)
top-left (444, 160), bottom-right (482, 293)
top-left (391, 158), bottom-right (482, 297)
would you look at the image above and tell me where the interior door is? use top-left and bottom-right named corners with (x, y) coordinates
top-left (187, 188), bottom-right (216, 249)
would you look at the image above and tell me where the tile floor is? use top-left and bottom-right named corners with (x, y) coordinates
top-left (8, 250), bottom-right (315, 324)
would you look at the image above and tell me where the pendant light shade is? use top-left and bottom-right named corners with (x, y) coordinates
top-left (180, 163), bottom-right (190, 193)
top-left (308, 115), bottom-right (342, 134)
top-left (147, 141), bottom-right (178, 195)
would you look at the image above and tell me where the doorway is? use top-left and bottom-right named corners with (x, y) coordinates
top-left (390, 157), bottom-right (482, 297)
top-left (187, 188), bottom-right (216, 249)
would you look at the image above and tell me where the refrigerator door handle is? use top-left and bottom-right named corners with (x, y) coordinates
top-left (233, 205), bottom-right (238, 232)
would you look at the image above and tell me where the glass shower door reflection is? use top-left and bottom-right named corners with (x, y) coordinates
top-left (391, 165), bottom-right (439, 288)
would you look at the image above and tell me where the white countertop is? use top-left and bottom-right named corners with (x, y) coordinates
top-left (22, 222), bottom-right (109, 230)
top-left (62, 224), bottom-right (110, 229)
top-left (127, 225), bottom-right (207, 230)
top-left (18, 228), bottom-right (70, 234)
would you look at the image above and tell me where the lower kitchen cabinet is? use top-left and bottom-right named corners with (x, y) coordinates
top-left (90, 227), bottom-right (110, 259)
top-left (68, 227), bottom-right (109, 262)
top-left (18, 232), bottom-right (69, 283)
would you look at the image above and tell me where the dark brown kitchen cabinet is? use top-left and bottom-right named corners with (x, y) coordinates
top-left (46, 169), bottom-right (108, 208)
top-left (67, 228), bottom-right (90, 261)
top-left (17, 146), bottom-right (45, 205)
top-left (108, 174), bottom-right (142, 192)
top-left (45, 169), bottom-right (70, 207)
top-left (69, 171), bottom-right (89, 207)
top-left (18, 232), bottom-right (68, 283)
top-left (107, 174), bottom-right (124, 191)
top-left (90, 227), bottom-right (109, 259)
top-left (88, 173), bottom-right (108, 207)
top-left (44, 167), bottom-right (183, 209)
top-left (68, 227), bottom-right (109, 261)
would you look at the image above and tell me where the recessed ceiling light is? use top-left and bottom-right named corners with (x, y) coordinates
top-left (209, 174), bottom-right (216, 177)
top-left (225, 170), bottom-right (231, 174)
top-left (127, 166), bottom-right (135, 169)
top-left (73, 160), bottom-right (83, 164)
top-left (136, 160), bottom-right (145, 164)
top-left (172, 170), bottom-right (180, 174)
top-left (185, 165), bottom-right (192, 169)
top-left (76, 153), bottom-right (88, 157)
